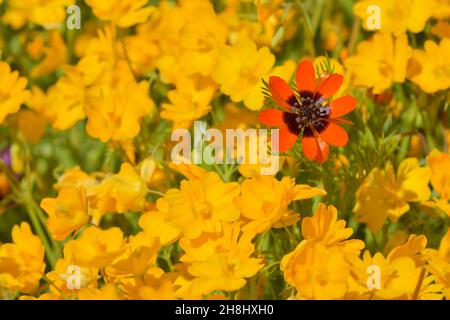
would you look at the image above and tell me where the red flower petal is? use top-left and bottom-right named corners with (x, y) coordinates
top-left (295, 60), bottom-right (316, 93)
top-left (317, 74), bottom-right (343, 99)
top-left (259, 109), bottom-right (285, 127)
top-left (268, 76), bottom-right (295, 111)
top-left (275, 126), bottom-right (298, 152)
top-left (319, 122), bottom-right (349, 147)
top-left (314, 138), bottom-right (329, 163)
top-left (329, 96), bottom-right (357, 118)
top-left (301, 135), bottom-right (318, 160)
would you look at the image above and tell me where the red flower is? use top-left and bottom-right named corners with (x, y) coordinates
top-left (259, 59), bottom-right (356, 163)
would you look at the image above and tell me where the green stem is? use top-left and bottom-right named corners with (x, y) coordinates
top-left (41, 274), bottom-right (69, 300)
top-left (311, 0), bottom-right (325, 36)
top-left (283, 226), bottom-right (297, 247)
top-left (348, 17), bottom-right (360, 55)
top-left (223, 164), bottom-right (238, 182)
top-left (1, 158), bottom-right (59, 268)
top-left (147, 188), bottom-right (164, 197)
top-left (23, 194), bottom-right (58, 268)
top-left (0, 160), bottom-right (20, 195)
top-left (118, 27), bottom-right (138, 80)
top-left (419, 107), bottom-right (437, 150)
top-left (411, 268), bottom-right (426, 300)
top-left (296, 0), bottom-right (316, 56)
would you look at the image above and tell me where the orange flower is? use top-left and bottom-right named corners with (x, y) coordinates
top-left (259, 59), bottom-right (356, 163)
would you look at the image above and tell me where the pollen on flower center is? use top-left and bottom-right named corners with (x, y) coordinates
top-left (194, 201), bottom-right (213, 219)
top-left (240, 67), bottom-right (258, 83)
top-left (225, 263), bottom-right (238, 276)
top-left (315, 270), bottom-right (329, 285)
top-left (283, 92), bottom-right (330, 137)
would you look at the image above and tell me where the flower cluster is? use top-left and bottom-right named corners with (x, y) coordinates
top-left (0, 0), bottom-right (449, 300)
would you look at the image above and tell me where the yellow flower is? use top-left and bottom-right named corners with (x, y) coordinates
top-left (345, 33), bottom-right (412, 94)
top-left (422, 149), bottom-right (450, 216)
top-left (26, 86), bottom-right (47, 120)
top-left (156, 0), bottom-right (228, 80)
top-left (138, 157), bottom-right (167, 188)
top-left (0, 222), bottom-right (45, 293)
top-left (35, 69), bottom-right (87, 130)
top-left (281, 204), bottom-right (363, 299)
top-left (428, 149), bottom-right (450, 200)
top-left (85, 0), bottom-right (154, 28)
top-left (349, 235), bottom-right (442, 299)
top-left (424, 228), bottom-right (450, 299)
top-left (54, 167), bottom-right (98, 191)
top-left (432, 0), bottom-right (450, 19)
top-left (30, 31), bottom-right (67, 78)
top-left (45, 256), bottom-right (99, 298)
top-left (106, 232), bottom-right (160, 279)
top-left (64, 226), bottom-right (126, 269)
top-left (20, 293), bottom-right (61, 300)
top-left (77, 284), bottom-right (124, 300)
top-left (86, 80), bottom-right (155, 142)
top-left (384, 230), bottom-right (409, 254)
top-left (214, 102), bottom-right (287, 178)
top-left (222, 0), bottom-right (297, 49)
top-left (409, 38), bottom-right (450, 93)
top-left (212, 37), bottom-right (275, 110)
top-left (161, 75), bottom-right (216, 129)
top-left (176, 1), bottom-right (228, 77)
top-left (139, 211), bottom-right (181, 246)
top-left (352, 252), bottom-right (422, 299)
top-left (3, 0), bottom-right (74, 29)
top-left (121, 269), bottom-right (179, 300)
top-left (178, 222), bottom-right (254, 265)
top-left (236, 134), bottom-right (286, 178)
top-left (0, 61), bottom-right (30, 124)
top-left (88, 163), bottom-right (148, 222)
top-left (245, 58), bottom-right (297, 111)
top-left (353, 0), bottom-right (435, 35)
top-left (387, 234), bottom-right (428, 265)
top-left (40, 187), bottom-right (89, 241)
top-left (16, 109), bottom-right (47, 144)
top-left (29, 26), bottom-right (142, 133)
top-left (76, 27), bottom-right (119, 79)
top-left (26, 34), bottom-right (45, 59)
top-left (301, 204), bottom-right (365, 255)
top-left (237, 176), bottom-right (326, 235)
top-left (176, 222), bottom-right (263, 298)
top-left (354, 158), bottom-right (431, 233)
top-left (124, 22), bottom-right (161, 76)
top-left (217, 102), bottom-right (259, 132)
top-left (283, 241), bottom-right (351, 299)
top-left (151, 172), bottom-right (240, 239)
top-left (167, 162), bottom-right (207, 181)
top-left (431, 21), bottom-right (450, 39)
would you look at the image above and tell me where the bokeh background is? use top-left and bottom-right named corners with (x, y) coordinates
top-left (0, 0), bottom-right (449, 300)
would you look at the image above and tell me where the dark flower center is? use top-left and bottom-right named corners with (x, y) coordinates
top-left (283, 92), bottom-right (330, 137)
